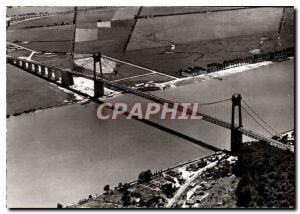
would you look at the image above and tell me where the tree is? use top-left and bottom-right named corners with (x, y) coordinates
top-left (271, 135), bottom-right (280, 141)
top-left (138, 170), bottom-right (153, 183)
top-left (197, 159), bottom-right (207, 168)
top-left (236, 173), bottom-right (258, 207)
top-left (145, 196), bottom-right (160, 207)
top-left (178, 69), bottom-right (183, 75)
top-left (161, 183), bottom-right (176, 198)
top-left (117, 182), bottom-right (123, 189)
top-left (57, 203), bottom-right (63, 208)
top-left (121, 191), bottom-right (131, 206)
top-left (119, 183), bottom-right (130, 193)
top-left (104, 184), bottom-right (110, 194)
top-left (139, 198), bottom-right (146, 207)
top-left (281, 135), bottom-right (288, 144)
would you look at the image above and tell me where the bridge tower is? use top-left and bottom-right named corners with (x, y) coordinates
top-left (231, 93), bottom-right (243, 154)
top-left (93, 53), bottom-right (104, 98)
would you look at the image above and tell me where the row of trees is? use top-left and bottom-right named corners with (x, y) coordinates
top-left (178, 48), bottom-right (294, 76)
top-left (9, 7), bottom-right (109, 22)
top-left (138, 169), bottom-right (164, 183)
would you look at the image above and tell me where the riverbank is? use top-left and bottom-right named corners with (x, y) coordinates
top-left (6, 56), bottom-right (294, 208)
top-left (66, 131), bottom-right (295, 208)
top-left (6, 55), bottom-right (293, 119)
top-left (156, 60), bottom-right (276, 89)
top-left (6, 63), bottom-right (80, 117)
top-left (66, 151), bottom-right (237, 208)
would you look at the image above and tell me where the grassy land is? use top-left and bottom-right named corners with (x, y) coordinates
top-left (7, 25), bottom-right (74, 42)
top-left (8, 8), bottom-right (118, 29)
top-left (6, 63), bottom-right (78, 116)
top-left (7, 20), bottom-right (134, 57)
top-left (127, 7), bottom-right (285, 50)
top-left (7, 7), bottom-right (294, 80)
top-left (6, 7), bottom-right (294, 91)
top-left (233, 141), bottom-right (295, 208)
top-left (75, 20), bottom-right (134, 56)
top-left (7, 6), bottom-right (72, 17)
top-left (139, 6), bottom-right (248, 17)
top-left (123, 31), bottom-right (294, 78)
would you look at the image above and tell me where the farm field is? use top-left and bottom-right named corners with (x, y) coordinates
top-left (6, 7), bottom-right (294, 85)
top-left (7, 6), bottom-right (72, 16)
top-left (123, 31), bottom-right (294, 77)
top-left (8, 8), bottom-right (119, 29)
top-left (139, 6), bottom-right (247, 17)
top-left (7, 25), bottom-right (74, 42)
top-left (6, 64), bottom-right (77, 116)
top-left (111, 7), bottom-right (140, 20)
top-left (7, 19), bottom-right (134, 57)
top-left (127, 7), bottom-right (284, 50)
top-left (32, 54), bottom-right (73, 69)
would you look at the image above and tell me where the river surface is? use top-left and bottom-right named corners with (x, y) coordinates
top-left (7, 59), bottom-right (294, 207)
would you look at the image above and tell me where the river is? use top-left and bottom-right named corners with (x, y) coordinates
top-left (7, 59), bottom-right (294, 207)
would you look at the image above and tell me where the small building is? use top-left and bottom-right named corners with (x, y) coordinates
top-left (186, 199), bottom-right (195, 205)
top-left (187, 163), bottom-right (198, 171)
top-left (189, 182), bottom-right (196, 188)
top-left (194, 190), bottom-right (205, 196)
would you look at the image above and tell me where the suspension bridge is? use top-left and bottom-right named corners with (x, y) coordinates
top-left (6, 53), bottom-right (294, 153)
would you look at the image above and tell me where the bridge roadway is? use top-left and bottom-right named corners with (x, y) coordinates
top-left (69, 70), bottom-right (294, 153)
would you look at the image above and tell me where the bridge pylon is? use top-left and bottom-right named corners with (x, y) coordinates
top-left (93, 53), bottom-right (104, 98)
top-left (231, 93), bottom-right (243, 154)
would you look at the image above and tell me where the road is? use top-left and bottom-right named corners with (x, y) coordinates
top-left (165, 156), bottom-right (223, 208)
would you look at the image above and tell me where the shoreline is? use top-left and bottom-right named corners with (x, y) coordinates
top-left (156, 60), bottom-right (275, 89)
top-left (67, 127), bottom-right (294, 208)
top-left (6, 57), bottom-right (292, 120)
top-left (66, 151), bottom-right (229, 208)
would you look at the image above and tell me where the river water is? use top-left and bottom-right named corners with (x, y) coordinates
top-left (7, 59), bottom-right (294, 207)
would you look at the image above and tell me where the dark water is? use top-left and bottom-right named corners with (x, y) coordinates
top-left (7, 103), bottom-right (212, 207)
top-left (7, 59), bottom-right (294, 207)
top-left (112, 59), bottom-right (294, 149)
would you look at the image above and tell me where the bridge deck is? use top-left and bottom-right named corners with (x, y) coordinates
top-left (7, 56), bottom-right (294, 153)
top-left (68, 69), bottom-right (294, 152)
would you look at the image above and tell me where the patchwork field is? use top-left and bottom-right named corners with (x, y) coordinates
top-left (111, 7), bottom-right (140, 20)
top-left (139, 6), bottom-right (247, 17)
top-left (7, 6), bottom-right (72, 16)
top-left (127, 7), bottom-right (284, 50)
top-left (6, 7), bottom-right (295, 86)
top-left (9, 8), bottom-right (119, 29)
top-left (7, 19), bottom-right (134, 57)
top-left (123, 31), bottom-right (294, 77)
